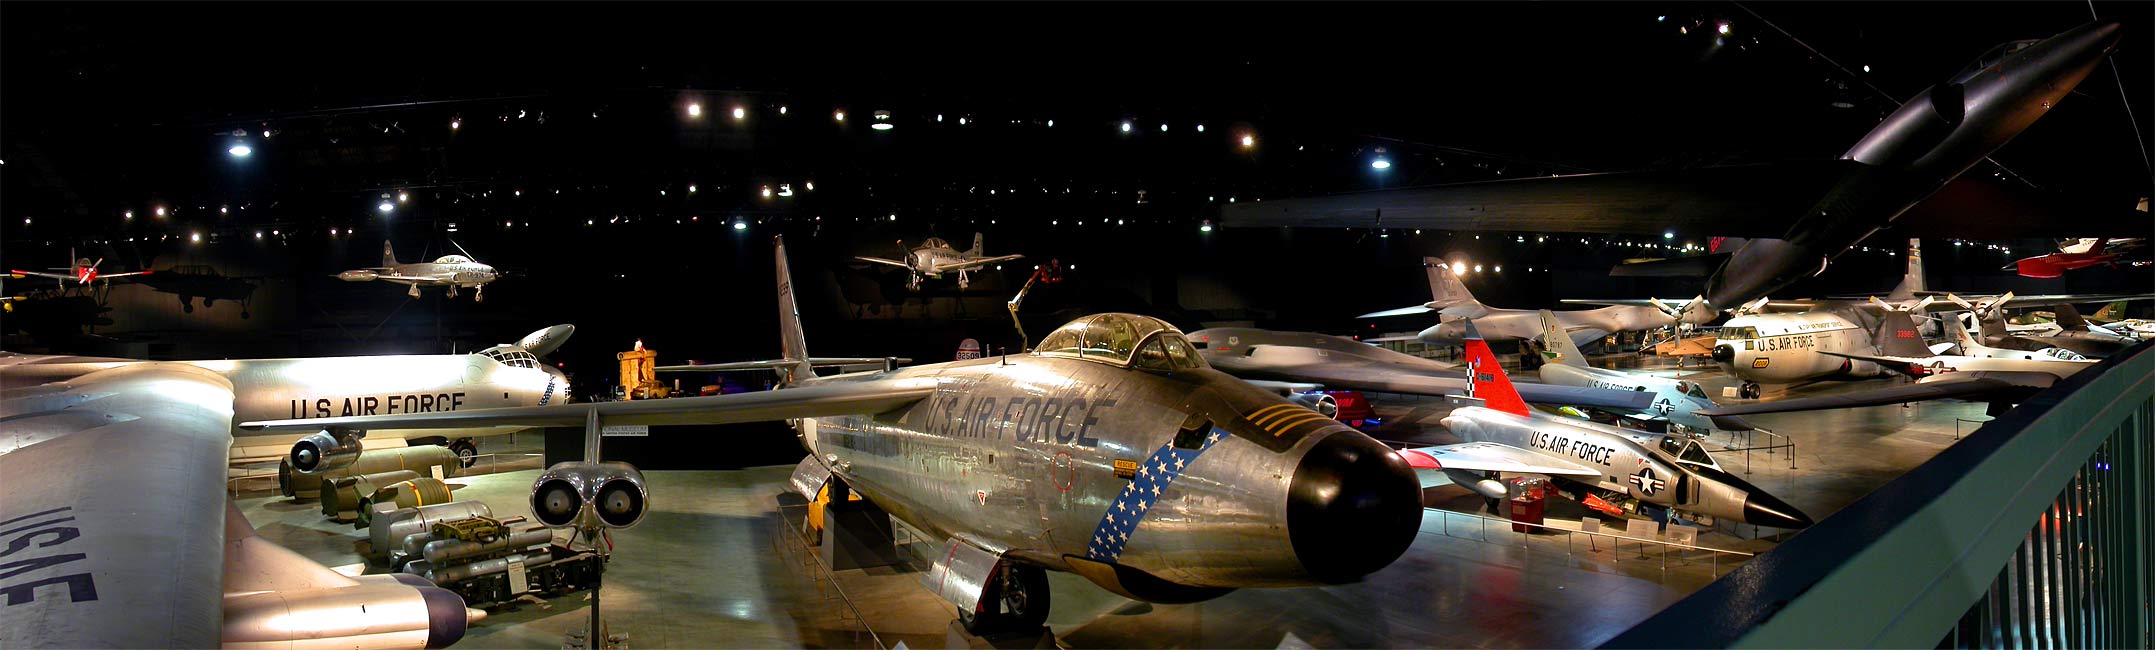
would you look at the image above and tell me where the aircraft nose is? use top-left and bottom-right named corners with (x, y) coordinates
top-left (1285, 431), bottom-right (1423, 583)
top-left (1711, 344), bottom-right (1735, 363)
top-left (2059, 20), bottom-right (2124, 62)
top-left (1742, 491), bottom-right (1814, 529)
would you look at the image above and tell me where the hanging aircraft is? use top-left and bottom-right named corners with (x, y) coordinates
top-left (1358, 257), bottom-right (1706, 346)
top-left (243, 236), bottom-right (1426, 635)
top-left (1395, 321), bottom-right (1812, 529)
top-left (855, 232), bottom-right (1024, 290)
top-left (1222, 21), bottom-right (2135, 315)
top-left (1698, 312), bottom-right (2097, 418)
top-left (10, 247), bottom-right (153, 289)
top-left (338, 240), bottom-right (501, 301)
top-left (2006, 237), bottom-right (2149, 278)
top-left (0, 358), bottom-right (485, 649)
top-left (1529, 310), bottom-right (1756, 433)
top-left (1, 324), bottom-right (574, 467)
top-left (1186, 326), bottom-right (1659, 413)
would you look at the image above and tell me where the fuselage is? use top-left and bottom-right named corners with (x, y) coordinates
top-left (1712, 312), bottom-right (1885, 384)
top-left (1535, 364), bottom-right (1721, 432)
top-left (1420, 306), bottom-right (1673, 346)
top-left (795, 349), bottom-right (1421, 591)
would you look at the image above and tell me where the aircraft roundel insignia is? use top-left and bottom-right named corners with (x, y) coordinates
top-left (1629, 467), bottom-right (1666, 497)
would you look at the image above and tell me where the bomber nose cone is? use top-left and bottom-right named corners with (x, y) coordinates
top-left (1711, 344), bottom-right (1735, 363)
top-left (1742, 492), bottom-right (1815, 529)
top-left (1286, 432), bottom-right (1423, 583)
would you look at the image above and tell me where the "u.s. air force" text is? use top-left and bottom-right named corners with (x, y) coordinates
top-left (1528, 430), bottom-right (1616, 466)
top-left (289, 392), bottom-right (467, 418)
top-left (918, 391), bottom-right (1113, 448)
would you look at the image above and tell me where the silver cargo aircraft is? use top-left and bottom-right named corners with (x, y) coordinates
top-left (855, 232), bottom-right (1024, 290)
top-left (339, 240), bottom-right (501, 301)
top-left (1700, 312), bottom-right (2099, 418)
top-left (244, 236), bottom-right (1425, 635)
top-left (1398, 321), bottom-right (1812, 529)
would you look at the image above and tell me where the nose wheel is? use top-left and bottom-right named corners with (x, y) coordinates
top-left (1739, 382), bottom-right (1762, 399)
top-left (474, 285), bottom-right (485, 303)
top-left (446, 284), bottom-right (460, 299)
top-left (408, 284), bottom-right (423, 299)
top-left (450, 438), bottom-right (478, 468)
top-left (957, 563), bottom-right (1050, 635)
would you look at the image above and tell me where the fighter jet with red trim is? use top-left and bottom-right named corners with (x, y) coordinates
top-left (2006, 237), bottom-right (2149, 279)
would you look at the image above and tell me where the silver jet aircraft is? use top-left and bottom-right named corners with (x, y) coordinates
top-left (1398, 321), bottom-right (1812, 529)
top-left (1530, 310), bottom-right (1755, 433)
top-left (339, 240), bottom-right (501, 301)
top-left (1, 324), bottom-right (573, 466)
top-left (0, 357), bottom-right (485, 649)
top-left (244, 236), bottom-right (1425, 635)
top-left (855, 232), bottom-right (1024, 290)
top-left (1187, 326), bottom-right (1658, 412)
top-left (1361, 257), bottom-right (1707, 346)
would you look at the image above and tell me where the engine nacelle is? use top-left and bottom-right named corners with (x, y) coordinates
top-left (1835, 358), bottom-right (1889, 379)
top-left (1286, 392), bottom-right (1339, 419)
top-left (289, 428), bottom-right (365, 475)
top-left (529, 461), bottom-right (648, 529)
top-left (336, 269), bottom-right (378, 282)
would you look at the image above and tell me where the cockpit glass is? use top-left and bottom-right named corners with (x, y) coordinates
top-left (480, 348), bottom-right (539, 369)
top-left (1681, 382), bottom-right (1707, 398)
top-left (1034, 314), bottom-right (1192, 369)
top-left (1951, 40), bottom-right (2038, 84)
top-left (1133, 339), bottom-right (1175, 371)
top-left (1160, 334), bottom-right (1205, 369)
top-left (1724, 326), bottom-right (1758, 340)
top-left (1660, 436), bottom-right (1717, 466)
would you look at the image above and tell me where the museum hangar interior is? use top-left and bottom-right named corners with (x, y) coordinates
top-left (2, 3), bottom-right (2151, 649)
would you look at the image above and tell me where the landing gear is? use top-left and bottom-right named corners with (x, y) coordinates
top-left (957, 562), bottom-right (1050, 635)
top-left (906, 274), bottom-right (922, 291)
top-left (446, 284), bottom-right (460, 299)
top-left (957, 270), bottom-right (971, 290)
top-left (408, 284), bottom-right (423, 299)
top-left (1739, 382), bottom-right (1762, 399)
top-left (473, 285), bottom-right (484, 303)
top-left (450, 438), bottom-right (478, 468)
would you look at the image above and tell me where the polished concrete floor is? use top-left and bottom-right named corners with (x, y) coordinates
top-left (236, 357), bottom-right (1993, 648)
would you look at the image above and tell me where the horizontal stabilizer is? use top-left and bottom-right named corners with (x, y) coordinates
top-left (1610, 253), bottom-right (1730, 278)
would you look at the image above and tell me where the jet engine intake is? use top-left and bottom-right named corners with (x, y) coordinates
top-left (529, 461), bottom-right (648, 529)
top-left (290, 428), bottom-right (365, 475)
top-left (1285, 392), bottom-right (1339, 419)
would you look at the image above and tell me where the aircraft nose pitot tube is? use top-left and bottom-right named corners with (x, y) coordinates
top-left (1284, 431), bottom-right (1423, 583)
top-left (529, 461), bottom-right (648, 529)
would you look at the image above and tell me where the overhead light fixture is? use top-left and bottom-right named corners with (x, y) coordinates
top-left (228, 144), bottom-right (252, 157)
top-left (834, 110), bottom-right (846, 122)
top-left (191, 232), bottom-right (201, 243)
top-left (450, 118), bottom-right (461, 130)
top-left (1046, 119), bottom-right (1054, 127)
top-left (1371, 159), bottom-right (1392, 170)
top-left (761, 186), bottom-right (773, 198)
top-left (1862, 65), bottom-right (1871, 73)
top-left (254, 231), bottom-right (263, 239)
top-left (872, 110), bottom-right (893, 130)
top-left (1663, 230), bottom-right (1674, 239)
top-left (1240, 134), bottom-right (1255, 148)
top-left (154, 206), bottom-right (167, 217)
top-left (1196, 124), bottom-right (1205, 132)
top-left (1452, 261), bottom-right (1467, 275)
top-left (1717, 22), bottom-right (1730, 35)
top-left (732, 220), bottom-right (748, 231)
top-left (687, 103), bottom-right (703, 118)
top-left (731, 106), bottom-right (746, 120)
top-left (778, 184), bottom-right (794, 197)
top-left (1159, 123), bottom-right (1168, 132)
top-left (889, 214), bottom-right (897, 221)
top-left (398, 192), bottom-right (409, 203)
top-left (377, 202), bottom-right (395, 213)
top-left (688, 184), bottom-right (697, 193)
top-left (1120, 121), bottom-right (1132, 133)
top-left (1199, 220), bottom-right (1214, 233)
top-left (124, 210), bottom-right (134, 220)
top-left (805, 181), bottom-right (815, 191)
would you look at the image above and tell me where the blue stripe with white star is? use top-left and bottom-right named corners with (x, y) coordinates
top-left (1086, 427), bottom-right (1226, 562)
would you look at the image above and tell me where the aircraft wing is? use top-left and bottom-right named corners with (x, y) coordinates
top-left (0, 364), bottom-right (238, 648)
top-left (853, 256), bottom-right (914, 269)
top-left (94, 270), bottom-right (152, 279)
top-left (1887, 176), bottom-right (2154, 239)
top-left (242, 376), bottom-right (938, 432)
top-left (1207, 353), bottom-right (1655, 411)
top-left (1692, 372), bottom-right (2047, 417)
top-left (1397, 441), bottom-right (1602, 477)
top-left (940, 254), bottom-right (1025, 271)
top-left (1358, 305), bottom-right (1434, 319)
top-left (656, 357), bottom-right (914, 372)
top-left (1218, 160), bottom-right (1854, 237)
top-left (8, 269), bottom-right (73, 281)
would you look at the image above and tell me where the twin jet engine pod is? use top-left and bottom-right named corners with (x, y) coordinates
top-left (290, 429), bottom-right (364, 475)
top-left (529, 461), bottom-right (647, 529)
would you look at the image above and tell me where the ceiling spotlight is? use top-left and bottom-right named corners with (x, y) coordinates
top-left (397, 192), bottom-right (409, 203)
top-left (1371, 158), bottom-right (1392, 170)
top-left (190, 232), bottom-right (201, 243)
top-left (1159, 123), bottom-right (1168, 132)
top-left (1862, 65), bottom-right (1871, 73)
top-left (124, 210), bottom-right (134, 220)
top-left (1452, 261), bottom-right (1467, 275)
top-left (872, 110), bottom-right (894, 130)
top-left (451, 118), bottom-right (461, 130)
top-left (1663, 230), bottom-right (1674, 239)
top-left (1494, 265), bottom-right (1502, 273)
top-left (1717, 22), bottom-right (1730, 35)
top-left (732, 220), bottom-right (748, 231)
top-left (779, 105), bottom-right (788, 115)
top-left (688, 184), bottom-right (697, 193)
top-left (687, 103), bottom-right (703, 118)
top-left (731, 106), bottom-right (745, 120)
top-left (834, 110), bottom-right (846, 122)
top-left (1046, 119), bottom-right (1054, 127)
top-left (761, 186), bottom-right (773, 198)
top-left (958, 116), bottom-right (968, 125)
top-left (377, 202), bottom-right (394, 213)
top-left (1120, 121), bottom-right (1132, 133)
top-left (220, 206), bottom-right (228, 214)
top-left (155, 206), bottom-right (167, 217)
top-left (889, 214), bottom-right (898, 221)
top-left (1240, 134), bottom-right (1255, 148)
top-left (228, 144), bottom-right (252, 157)
top-left (805, 181), bottom-right (815, 191)
top-left (1199, 220), bottom-right (1214, 233)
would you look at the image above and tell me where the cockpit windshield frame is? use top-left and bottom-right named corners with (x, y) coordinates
top-left (1035, 313), bottom-right (1207, 371)
top-left (1658, 435), bottom-right (1720, 469)
top-left (480, 348), bottom-right (540, 369)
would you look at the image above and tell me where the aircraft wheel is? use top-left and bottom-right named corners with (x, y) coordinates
top-left (1740, 382), bottom-right (1761, 399)
top-left (409, 285), bottom-right (422, 299)
top-left (182, 303), bottom-right (194, 313)
top-left (450, 439), bottom-right (479, 468)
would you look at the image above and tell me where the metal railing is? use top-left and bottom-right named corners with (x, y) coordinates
top-left (767, 502), bottom-right (887, 650)
top-left (1423, 507), bottom-right (1756, 581)
top-left (1602, 340), bottom-right (2153, 648)
top-left (1712, 425), bottom-right (1796, 473)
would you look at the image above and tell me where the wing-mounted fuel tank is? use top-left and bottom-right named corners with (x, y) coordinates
top-left (529, 461), bottom-right (648, 530)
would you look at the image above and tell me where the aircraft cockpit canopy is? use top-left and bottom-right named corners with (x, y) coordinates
top-left (918, 238), bottom-right (951, 250)
top-left (1674, 381), bottom-right (1709, 399)
top-left (2039, 347), bottom-right (2089, 362)
top-left (433, 255), bottom-right (475, 264)
top-left (478, 345), bottom-right (540, 369)
top-left (1950, 39), bottom-right (2040, 85)
top-left (1036, 313), bottom-right (1206, 371)
top-left (1658, 435), bottom-right (1721, 469)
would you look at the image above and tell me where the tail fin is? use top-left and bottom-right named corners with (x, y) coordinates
top-left (382, 240), bottom-right (399, 267)
top-left (1424, 257), bottom-right (1478, 308)
top-left (1943, 313), bottom-right (1985, 355)
top-left (1535, 310), bottom-right (1588, 367)
top-left (1874, 311), bottom-right (1933, 358)
top-left (969, 232), bottom-right (986, 257)
top-left (2054, 303), bottom-right (2092, 332)
top-left (1886, 238), bottom-right (1925, 301)
top-left (1460, 320), bottom-right (1531, 417)
top-left (2093, 301), bottom-right (2125, 323)
top-left (774, 236), bottom-right (814, 385)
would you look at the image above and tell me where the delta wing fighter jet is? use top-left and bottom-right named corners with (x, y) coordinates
top-left (1396, 321), bottom-right (1811, 529)
top-left (1226, 21), bottom-right (2134, 315)
top-left (339, 240), bottom-right (500, 301)
top-left (245, 236), bottom-right (1425, 635)
top-left (1530, 310), bottom-right (1756, 433)
top-left (855, 232), bottom-right (1024, 290)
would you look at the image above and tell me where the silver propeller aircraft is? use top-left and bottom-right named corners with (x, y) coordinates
top-left (9, 247), bottom-right (153, 289)
top-left (1397, 321), bottom-right (1812, 529)
top-left (1360, 257), bottom-right (1705, 346)
top-left (855, 232), bottom-right (1024, 290)
top-left (244, 236), bottom-right (1425, 635)
top-left (339, 240), bottom-right (501, 301)
top-left (1700, 312), bottom-right (2098, 418)
top-left (1530, 310), bottom-right (1755, 433)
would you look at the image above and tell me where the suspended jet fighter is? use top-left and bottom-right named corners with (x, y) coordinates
top-left (339, 240), bottom-right (500, 301)
top-left (1530, 310), bottom-right (1756, 433)
top-left (1699, 312), bottom-right (2097, 418)
top-left (1396, 321), bottom-right (1812, 529)
top-left (2007, 237), bottom-right (2149, 278)
top-left (1360, 257), bottom-right (1708, 346)
top-left (10, 247), bottom-right (153, 289)
top-left (855, 232), bottom-right (1024, 290)
top-left (244, 236), bottom-right (1425, 635)
top-left (1224, 21), bottom-right (2134, 315)
top-left (1187, 326), bottom-right (1658, 412)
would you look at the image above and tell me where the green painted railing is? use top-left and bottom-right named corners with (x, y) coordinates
top-left (1603, 341), bottom-right (2152, 648)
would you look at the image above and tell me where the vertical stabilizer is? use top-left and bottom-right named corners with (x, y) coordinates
top-left (969, 232), bottom-right (986, 257)
top-left (774, 236), bottom-right (814, 385)
top-left (1424, 257), bottom-right (1479, 308)
top-left (1535, 310), bottom-right (1588, 367)
top-left (382, 240), bottom-right (400, 267)
top-left (1943, 313), bottom-right (1987, 356)
top-left (1460, 320), bottom-right (1531, 417)
top-left (1874, 311), bottom-right (1933, 358)
top-left (2053, 303), bottom-right (2092, 332)
top-left (1886, 239), bottom-right (1925, 301)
